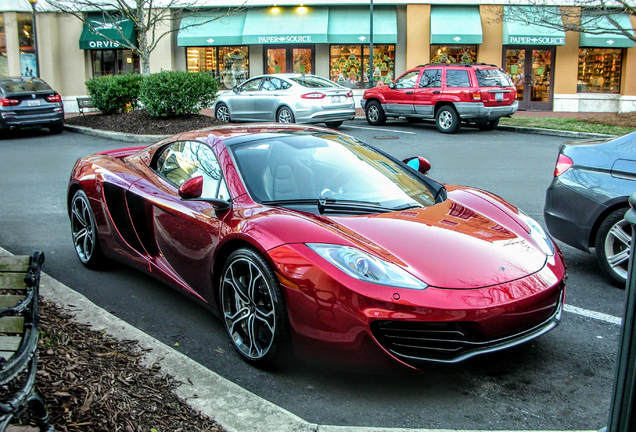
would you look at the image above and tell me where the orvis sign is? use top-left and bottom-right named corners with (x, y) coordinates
top-left (87, 40), bottom-right (122, 49)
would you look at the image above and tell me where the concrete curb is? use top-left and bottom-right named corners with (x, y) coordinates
top-left (495, 125), bottom-right (615, 140)
top-left (0, 248), bottom-right (597, 432)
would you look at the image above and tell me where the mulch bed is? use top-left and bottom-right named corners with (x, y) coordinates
top-left (4, 300), bottom-right (224, 432)
top-left (578, 112), bottom-right (636, 128)
top-left (65, 110), bottom-right (225, 136)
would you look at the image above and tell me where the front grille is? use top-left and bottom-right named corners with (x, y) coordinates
top-left (371, 299), bottom-right (562, 365)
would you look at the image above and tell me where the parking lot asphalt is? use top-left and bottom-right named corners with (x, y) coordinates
top-left (0, 245), bottom-right (596, 432)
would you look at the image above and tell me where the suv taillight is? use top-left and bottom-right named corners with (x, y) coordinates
top-left (46, 93), bottom-right (62, 103)
top-left (470, 91), bottom-right (482, 101)
top-left (301, 92), bottom-right (326, 99)
top-left (0, 98), bottom-right (19, 107)
top-left (554, 154), bottom-right (573, 177)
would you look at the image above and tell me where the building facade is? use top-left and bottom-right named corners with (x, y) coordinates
top-left (2, 0), bottom-right (635, 113)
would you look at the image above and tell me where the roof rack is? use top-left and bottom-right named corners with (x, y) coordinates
top-left (416, 63), bottom-right (499, 68)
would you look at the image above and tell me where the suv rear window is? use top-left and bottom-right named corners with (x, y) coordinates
top-left (474, 68), bottom-right (513, 87)
top-left (0, 78), bottom-right (53, 93)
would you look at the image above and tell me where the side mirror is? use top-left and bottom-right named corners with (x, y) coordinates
top-left (388, 82), bottom-right (396, 90)
top-left (233, 87), bottom-right (240, 94)
top-left (403, 156), bottom-right (431, 175)
top-left (178, 176), bottom-right (232, 211)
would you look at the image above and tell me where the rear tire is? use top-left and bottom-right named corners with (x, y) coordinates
top-left (365, 101), bottom-right (386, 126)
top-left (49, 124), bottom-right (64, 134)
top-left (324, 121), bottom-right (343, 129)
top-left (477, 119), bottom-right (499, 131)
top-left (435, 105), bottom-right (460, 134)
top-left (595, 208), bottom-right (631, 287)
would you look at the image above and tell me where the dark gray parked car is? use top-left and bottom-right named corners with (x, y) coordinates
top-left (0, 77), bottom-right (64, 134)
top-left (544, 132), bottom-right (636, 286)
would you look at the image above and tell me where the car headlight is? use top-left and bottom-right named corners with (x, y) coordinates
top-left (518, 213), bottom-right (555, 256)
top-left (307, 243), bottom-right (428, 290)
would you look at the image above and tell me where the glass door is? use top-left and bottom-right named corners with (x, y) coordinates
top-left (266, 46), bottom-right (314, 75)
top-left (505, 47), bottom-right (555, 111)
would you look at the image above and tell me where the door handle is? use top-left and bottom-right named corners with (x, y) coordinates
top-left (433, 91), bottom-right (441, 94)
top-left (406, 91), bottom-right (413, 95)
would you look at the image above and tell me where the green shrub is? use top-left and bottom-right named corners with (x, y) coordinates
top-left (85, 74), bottom-right (142, 115)
top-left (139, 71), bottom-right (218, 117)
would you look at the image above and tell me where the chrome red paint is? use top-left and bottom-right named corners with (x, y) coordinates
top-left (67, 124), bottom-right (567, 370)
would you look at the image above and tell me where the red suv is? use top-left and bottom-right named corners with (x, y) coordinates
top-left (361, 63), bottom-right (518, 133)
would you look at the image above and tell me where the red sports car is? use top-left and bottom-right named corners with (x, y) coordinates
top-left (68, 124), bottom-right (566, 371)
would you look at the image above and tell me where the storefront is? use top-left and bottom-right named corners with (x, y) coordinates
top-left (177, 6), bottom-right (399, 90)
top-left (429, 6), bottom-right (482, 64)
top-left (79, 14), bottom-right (140, 76)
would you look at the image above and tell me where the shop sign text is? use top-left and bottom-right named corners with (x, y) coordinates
top-left (258, 35), bottom-right (312, 43)
top-left (508, 36), bottom-right (565, 45)
top-left (88, 40), bottom-right (122, 49)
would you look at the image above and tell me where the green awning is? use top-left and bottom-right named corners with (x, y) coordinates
top-left (79, 14), bottom-right (136, 50)
top-left (579, 14), bottom-right (635, 48)
top-left (242, 6), bottom-right (329, 44)
top-left (503, 7), bottom-right (566, 45)
top-left (177, 12), bottom-right (247, 46)
top-left (327, 7), bottom-right (397, 44)
top-left (430, 6), bottom-right (482, 45)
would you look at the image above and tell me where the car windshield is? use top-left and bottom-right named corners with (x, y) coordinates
top-left (0, 78), bottom-right (52, 93)
top-left (229, 132), bottom-right (437, 212)
top-left (289, 76), bottom-right (340, 89)
top-left (474, 68), bottom-right (513, 87)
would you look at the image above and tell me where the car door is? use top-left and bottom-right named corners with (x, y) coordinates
top-left (228, 77), bottom-right (264, 121)
top-left (252, 77), bottom-right (286, 121)
top-left (413, 68), bottom-right (442, 117)
top-left (128, 140), bottom-right (230, 301)
top-left (383, 70), bottom-right (419, 116)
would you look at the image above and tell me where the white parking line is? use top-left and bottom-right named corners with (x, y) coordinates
top-left (564, 304), bottom-right (622, 325)
top-left (341, 124), bottom-right (417, 135)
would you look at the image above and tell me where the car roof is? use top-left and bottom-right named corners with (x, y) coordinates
top-left (416, 63), bottom-right (501, 69)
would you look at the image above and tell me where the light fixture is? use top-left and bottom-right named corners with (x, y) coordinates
top-left (271, 6), bottom-right (280, 14)
top-left (297, 5), bottom-right (308, 14)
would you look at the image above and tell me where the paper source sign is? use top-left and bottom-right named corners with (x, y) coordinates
top-left (258, 35), bottom-right (313, 43)
top-left (508, 36), bottom-right (565, 45)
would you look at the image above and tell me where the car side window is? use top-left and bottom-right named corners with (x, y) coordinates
top-left (445, 70), bottom-right (471, 88)
top-left (240, 78), bottom-right (263, 92)
top-left (394, 71), bottom-right (420, 89)
top-left (262, 78), bottom-right (278, 91)
top-left (155, 141), bottom-right (227, 199)
top-left (419, 69), bottom-right (442, 88)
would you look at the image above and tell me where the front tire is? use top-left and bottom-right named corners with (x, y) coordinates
top-left (365, 101), bottom-right (386, 126)
top-left (595, 208), bottom-right (631, 287)
top-left (276, 106), bottom-right (295, 124)
top-left (70, 189), bottom-right (105, 269)
top-left (215, 103), bottom-right (230, 123)
top-left (220, 248), bottom-right (290, 367)
top-left (435, 105), bottom-right (460, 134)
top-left (477, 118), bottom-right (499, 131)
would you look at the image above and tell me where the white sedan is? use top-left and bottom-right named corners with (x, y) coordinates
top-left (213, 74), bottom-right (356, 129)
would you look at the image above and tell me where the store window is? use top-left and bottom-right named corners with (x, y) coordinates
top-left (186, 46), bottom-right (249, 90)
top-left (431, 45), bottom-right (477, 64)
top-left (0, 15), bottom-right (7, 77)
top-left (330, 44), bottom-right (395, 88)
top-left (577, 48), bottom-right (622, 94)
top-left (92, 50), bottom-right (140, 77)
top-left (17, 13), bottom-right (36, 76)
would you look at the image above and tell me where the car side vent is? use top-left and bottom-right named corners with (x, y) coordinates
top-left (126, 190), bottom-right (157, 256)
top-left (103, 183), bottom-right (144, 254)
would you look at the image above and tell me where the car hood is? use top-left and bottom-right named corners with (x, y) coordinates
top-left (253, 187), bottom-right (547, 289)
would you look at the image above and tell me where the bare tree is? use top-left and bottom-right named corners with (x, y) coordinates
top-left (488, 1), bottom-right (636, 43)
top-left (47, 0), bottom-right (246, 75)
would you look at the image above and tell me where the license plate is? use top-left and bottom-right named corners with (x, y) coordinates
top-left (495, 92), bottom-right (503, 102)
top-left (331, 96), bottom-right (342, 103)
top-left (28, 100), bottom-right (41, 106)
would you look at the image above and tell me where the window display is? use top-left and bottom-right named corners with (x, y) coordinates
top-left (186, 46), bottom-right (249, 90)
top-left (18, 13), bottom-right (36, 76)
top-left (92, 50), bottom-right (140, 76)
top-left (431, 46), bottom-right (477, 64)
top-left (329, 45), bottom-right (394, 88)
top-left (0, 15), bottom-right (7, 78)
top-left (577, 48), bottom-right (622, 94)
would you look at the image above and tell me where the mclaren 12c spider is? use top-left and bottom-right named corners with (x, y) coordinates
top-left (68, 124), bottom-right (566, 371)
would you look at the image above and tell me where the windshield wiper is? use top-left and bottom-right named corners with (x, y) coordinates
top-left (261, 197), bottom-right (403, 215)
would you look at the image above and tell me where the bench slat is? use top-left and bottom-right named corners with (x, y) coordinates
top-left (0, 317), bottom-right (25, 334)
top-left (0, 295), bottom-right (26, 309)
top-left (0, 273), bottom-right (27, 290)
top-left (0, 256), bottom-right (29, 273)
top-left (0, 336), bottom-right (22, 353)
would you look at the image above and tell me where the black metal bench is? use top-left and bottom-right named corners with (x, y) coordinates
top-left (0, 252), bottom-right (53, 432)
top-left (76, 97), bottom-right (95, 115)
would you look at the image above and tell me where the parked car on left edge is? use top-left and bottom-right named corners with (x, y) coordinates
top-left (0, 77), bottom-right (64, 134)
top-left (213, 74), bottom-right (355, 129)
